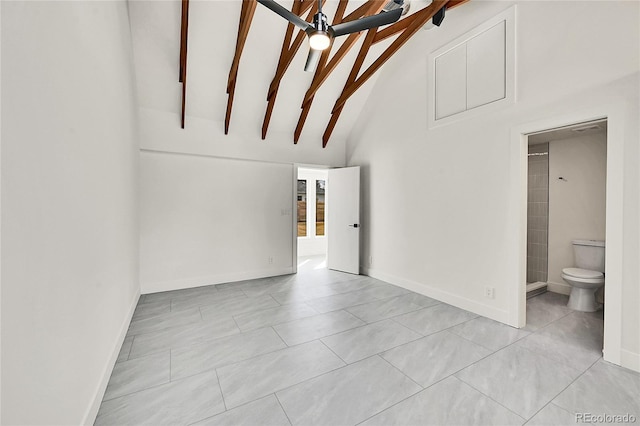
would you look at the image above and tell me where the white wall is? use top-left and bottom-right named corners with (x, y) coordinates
top-left (347, 1), bottom-right (640, 370)
top-left (1, 2), bottom-right (140, 424)
top-left (140, 151), bottom-right (294, 293)
top-left (547, 133), bottom-right (607, 293)
top-left (297, 168), bottom-right (328, 257)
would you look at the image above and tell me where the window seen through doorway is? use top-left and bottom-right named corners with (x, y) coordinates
top-left (316, 180), bottom-right (325, 236)
top-left (297, 180), bottom-right (307, 237)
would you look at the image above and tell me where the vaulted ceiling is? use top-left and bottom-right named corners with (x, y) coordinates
top-left (128, 0), bottom-right (468, 149)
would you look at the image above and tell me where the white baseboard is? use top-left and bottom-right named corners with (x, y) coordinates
top-left (141, 267), bottom-right (294, 294)
top-left (547, 281), bottom-right (571, 295)
top-left (620, 348), bottom-right (640, 373)
top-left (362, 267), bottom-right (510, 324)
top-left (82, 290), bottom-right (140, 425)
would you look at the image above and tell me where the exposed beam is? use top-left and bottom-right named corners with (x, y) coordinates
top-left (180, 0), bottom-right (190, 128)
top-left (293, 0), bottom-right (351, 143)
top-left (225, 0), bottom-right (257, 134)
top-left (301, 0), bottom-right (386, 106)
top-left (323, 0), bottom-right (452, 145)
top-left (262, 0), bottom-right (320, 139)
top-left (373, 0), bottom-right (467, 44)
top-left (292, 0), bottom-right (386, 142)
top-left (333, 0), bottom-right (449, 112)
top-left (179, 0), bottom-right (188, 83)
top-left (323, 26), bottom-right (377, 147)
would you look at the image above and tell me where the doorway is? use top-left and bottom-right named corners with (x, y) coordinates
top-left (524, 121), bottom-right (607, 351)
top-left (510, 111), bottom-right (623, 367)
top-left (296, 167), bottom-right (328, 272)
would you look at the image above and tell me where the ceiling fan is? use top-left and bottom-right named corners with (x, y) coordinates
top-left (257, 0), bottom-right (404, 71)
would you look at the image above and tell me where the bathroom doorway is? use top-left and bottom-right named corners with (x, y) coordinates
top-left (511, 106), bottom-right (628, 368)
top-left (525, 120), bottom-right (607, 299)
top-left (523, 120), bottom-right (607, 348)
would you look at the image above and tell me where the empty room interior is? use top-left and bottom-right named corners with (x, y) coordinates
top-left (2, 0), bottom-right (640, 425)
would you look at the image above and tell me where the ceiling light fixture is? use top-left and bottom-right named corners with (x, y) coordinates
top-left (257, 0), bottom-right (403, 71)
top-left (309, 31), bottom-right (331, 50)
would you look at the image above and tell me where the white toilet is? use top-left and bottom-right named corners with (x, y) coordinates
top-left (561, 240), bottom-right (605, 312)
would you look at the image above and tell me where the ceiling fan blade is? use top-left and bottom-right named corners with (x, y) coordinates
top-left (304, 48), bottom-right (322, 72)
top-left (257, 0), bottom-right (314, 31)
top-left (330, 8), bottom-right (402, 37)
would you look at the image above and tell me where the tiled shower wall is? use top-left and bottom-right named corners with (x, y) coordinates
top-left (527, 143), bottom-right (549, 283)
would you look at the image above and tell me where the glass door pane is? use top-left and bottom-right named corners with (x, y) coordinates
top-left (316, 180), bottom-right (325, 236)
top-left (297, 179), bottom-right (307, 237)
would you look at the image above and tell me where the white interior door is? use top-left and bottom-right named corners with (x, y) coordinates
top-left (327, 166), bottom-right (360, 274)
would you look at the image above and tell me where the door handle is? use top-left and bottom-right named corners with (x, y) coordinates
top-left (348, 224), bottom-right (359, 228)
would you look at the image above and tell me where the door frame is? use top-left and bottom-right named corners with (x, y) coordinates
top-left (509, 105), bottom-right (624, 366)
top-left (292, 164), bottom-right (330, 273)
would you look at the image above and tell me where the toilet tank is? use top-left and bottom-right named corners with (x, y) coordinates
top-left (572, 240), bottom-right (605, 272)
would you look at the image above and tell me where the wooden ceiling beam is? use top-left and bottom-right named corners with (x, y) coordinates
top-left (179, 0), bottom-right (188, 83)
top-left (179, 0), bottom-right (190, 128)
top-left (323, 26), bottom-right (377, 147)
top-left (265, 0), bottom-right (318, 98)
top-left (225, 0), bottom-right (257, 134)
top-left (262, 0), bottom-right (324, 139)
top-left (293, 0), bottom-right (385, 142)
top-left (301, 0), bottom-right (386, 106)
top-left (323, 0), bottom-right (452, 145)
top-left (293, 0), bottom-right (349, 143)
top-left (373, 0), bottom-right (468, 44)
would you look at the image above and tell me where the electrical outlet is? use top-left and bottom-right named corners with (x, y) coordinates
top-left (268, 256), bottom-right (273, 265)
top-left (484, 286), bottom-right (495, 299)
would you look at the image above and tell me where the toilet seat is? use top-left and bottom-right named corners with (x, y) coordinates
top-left (562, 267), bottom-right (604, 284)
top-left (562, 267), bottom-right (604, 279)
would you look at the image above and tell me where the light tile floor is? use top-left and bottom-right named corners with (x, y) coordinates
top-left (96, 257), bottom-right (640, 425)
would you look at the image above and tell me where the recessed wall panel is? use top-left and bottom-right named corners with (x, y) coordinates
top-left (435, 44), bottom-right (467, 119)
top-left (467, 21), bottom-right (506, 109)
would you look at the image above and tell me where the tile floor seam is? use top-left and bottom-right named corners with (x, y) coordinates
top-left (270, 325), bottom-right (289, 347)
top-left (126, 335), bottom-right (136, 361)
top-left (230, 313), bottom-right (242, 332)
top-left (272, 309), bottom-right (366, 345)
top-left (449, 343), bottom-right (541, 413)
top-left (344, 301), bottom-right (424, 324)
top-left (524, 399), bottom-right (578, 425)
top-left (541, 356), bottom-right (603, 416)
top-left (169, 340), bottom-right (291, 382)
top-left (335, 335), bottom-right (427, 366)
top-left (237, 357), bottom-right (350, 409)
top-left (268, 293), bottom-right (283, 306)
top-left (453, 338), bottom-right (597, 422)
top-left (452, 372), bottom-right (531, 422)
top-left (386, 307), bottom-right (446, 336)
top-left (390, 329), bottom-right (499, 385)
top-left (356, 369), bottom-right (479, 426)
top-left (101, 351), bottom-right (173, 402)
top-left (387, 316), bottom-right (431, 337)
top-left (231, 305), bottom-right (316, 332)
top-left (377, 353), bottom-right (425, 390)
top-left (274, 392), bottom-right (294, 426)
top-left (270, 323), bottom-right (290, 346)
top-left (213, 368), bottom-right (228, 412)
top-left (99, 372), bottom-right (175, 404)
top-left (318, 338), bottom-right (349, 364)
top-left (515, 340), bottom-right (600, 375)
